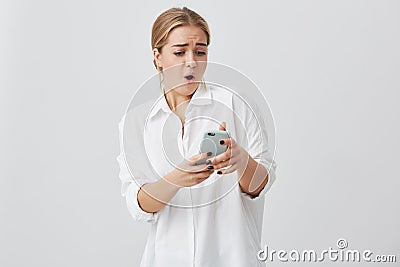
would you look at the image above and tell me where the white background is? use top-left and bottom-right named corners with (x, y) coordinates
top-left (1, 0), bottom-right (399, 266)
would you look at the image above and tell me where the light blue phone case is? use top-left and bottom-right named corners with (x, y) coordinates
top-left (195, 130), bottom-right (230, 165)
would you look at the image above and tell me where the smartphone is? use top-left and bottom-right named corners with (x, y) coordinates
top-left (195, 130), bottom-right (230, 165)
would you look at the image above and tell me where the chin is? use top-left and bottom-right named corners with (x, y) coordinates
top-left (173, 82), bottom-right (200, 96)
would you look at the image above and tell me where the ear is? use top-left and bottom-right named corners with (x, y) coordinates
top-left (153, 48), bottom-right (162, 70)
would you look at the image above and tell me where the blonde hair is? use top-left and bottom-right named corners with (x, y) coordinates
top-left (151, 7), bottom-right (211, 71)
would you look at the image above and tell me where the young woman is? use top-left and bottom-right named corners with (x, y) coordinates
top-left (117, 7), bottom-right (276, 267)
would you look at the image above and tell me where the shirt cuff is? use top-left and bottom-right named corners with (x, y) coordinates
top-left (125, 181), bottom-right (159, 223)
top-left (240, 160), bottom-right (276, 200)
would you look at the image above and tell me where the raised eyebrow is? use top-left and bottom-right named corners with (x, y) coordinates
top-left (171, 43), bottom-right (208, 47)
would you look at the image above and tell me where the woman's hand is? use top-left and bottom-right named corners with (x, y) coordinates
top-left (138, 152), bottom-right (213, 213)
top-left (164, 152), bottom-right (215, 187)
top-left (211, 122), bottom-right (250, 175)
top-left (212, 122), bottom-right (269, 196)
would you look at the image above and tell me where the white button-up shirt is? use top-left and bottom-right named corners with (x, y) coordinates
top-left (117, 83), bottom-right (276, 267)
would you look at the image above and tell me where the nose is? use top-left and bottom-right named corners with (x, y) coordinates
top-left (185, 51), bottom-right (197, 69)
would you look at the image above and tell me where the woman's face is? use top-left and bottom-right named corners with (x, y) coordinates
top-left (154, 25), bottom-right (208, 97)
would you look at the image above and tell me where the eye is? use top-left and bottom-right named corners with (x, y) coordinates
top-left (196, 51), bottom-right (207, 56)
top-left (174, 51), bottom-right (185, 56)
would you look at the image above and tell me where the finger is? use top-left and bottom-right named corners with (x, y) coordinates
top-left (221, 165), bottom-right (237, 174)
top-left (219, 137), bottom-right (232, 148)
top-left (216, 164), bottom-right (237, 175)
top-left (219, 121), bottom-right (226, 131)
top-left (190, 163), bottom-right (216, 173)
top-left (191, 152), bottom-right (212, 161)
top-left (189, 152), bottom-right (213, 165)
top-left (213, 156), bottom-right (239, 170)
top-left (212, 148), bottom-right (233, 164)
top-left (214, 161), bottom-right (232, 171)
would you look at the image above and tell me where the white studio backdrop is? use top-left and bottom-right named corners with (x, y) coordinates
top-left (1, 0), bottom-right (399, 266)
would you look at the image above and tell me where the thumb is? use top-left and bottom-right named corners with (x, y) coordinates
top-left (219, 121), bottom-right (226, 131)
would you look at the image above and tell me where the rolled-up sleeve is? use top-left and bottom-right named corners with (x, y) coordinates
top-left (242, 158), bottom-right (276, 200)
top-left (233, 94), bottom-right (277, 200)
top-left (117, 117), bottom-right (159, 223)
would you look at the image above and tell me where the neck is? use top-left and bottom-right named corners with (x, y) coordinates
top-left (164, 91), bottom-right (192, 111)
top-left (164, 83), bottom-right (201, 111)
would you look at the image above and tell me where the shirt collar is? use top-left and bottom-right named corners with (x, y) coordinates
top-left (148, 83), bottom-right (213, 119)
top-left (148, 93), bottom-right (171, 119)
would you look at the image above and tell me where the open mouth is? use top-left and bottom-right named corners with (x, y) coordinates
top-left (184, 75), bottom-right (194, 81)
